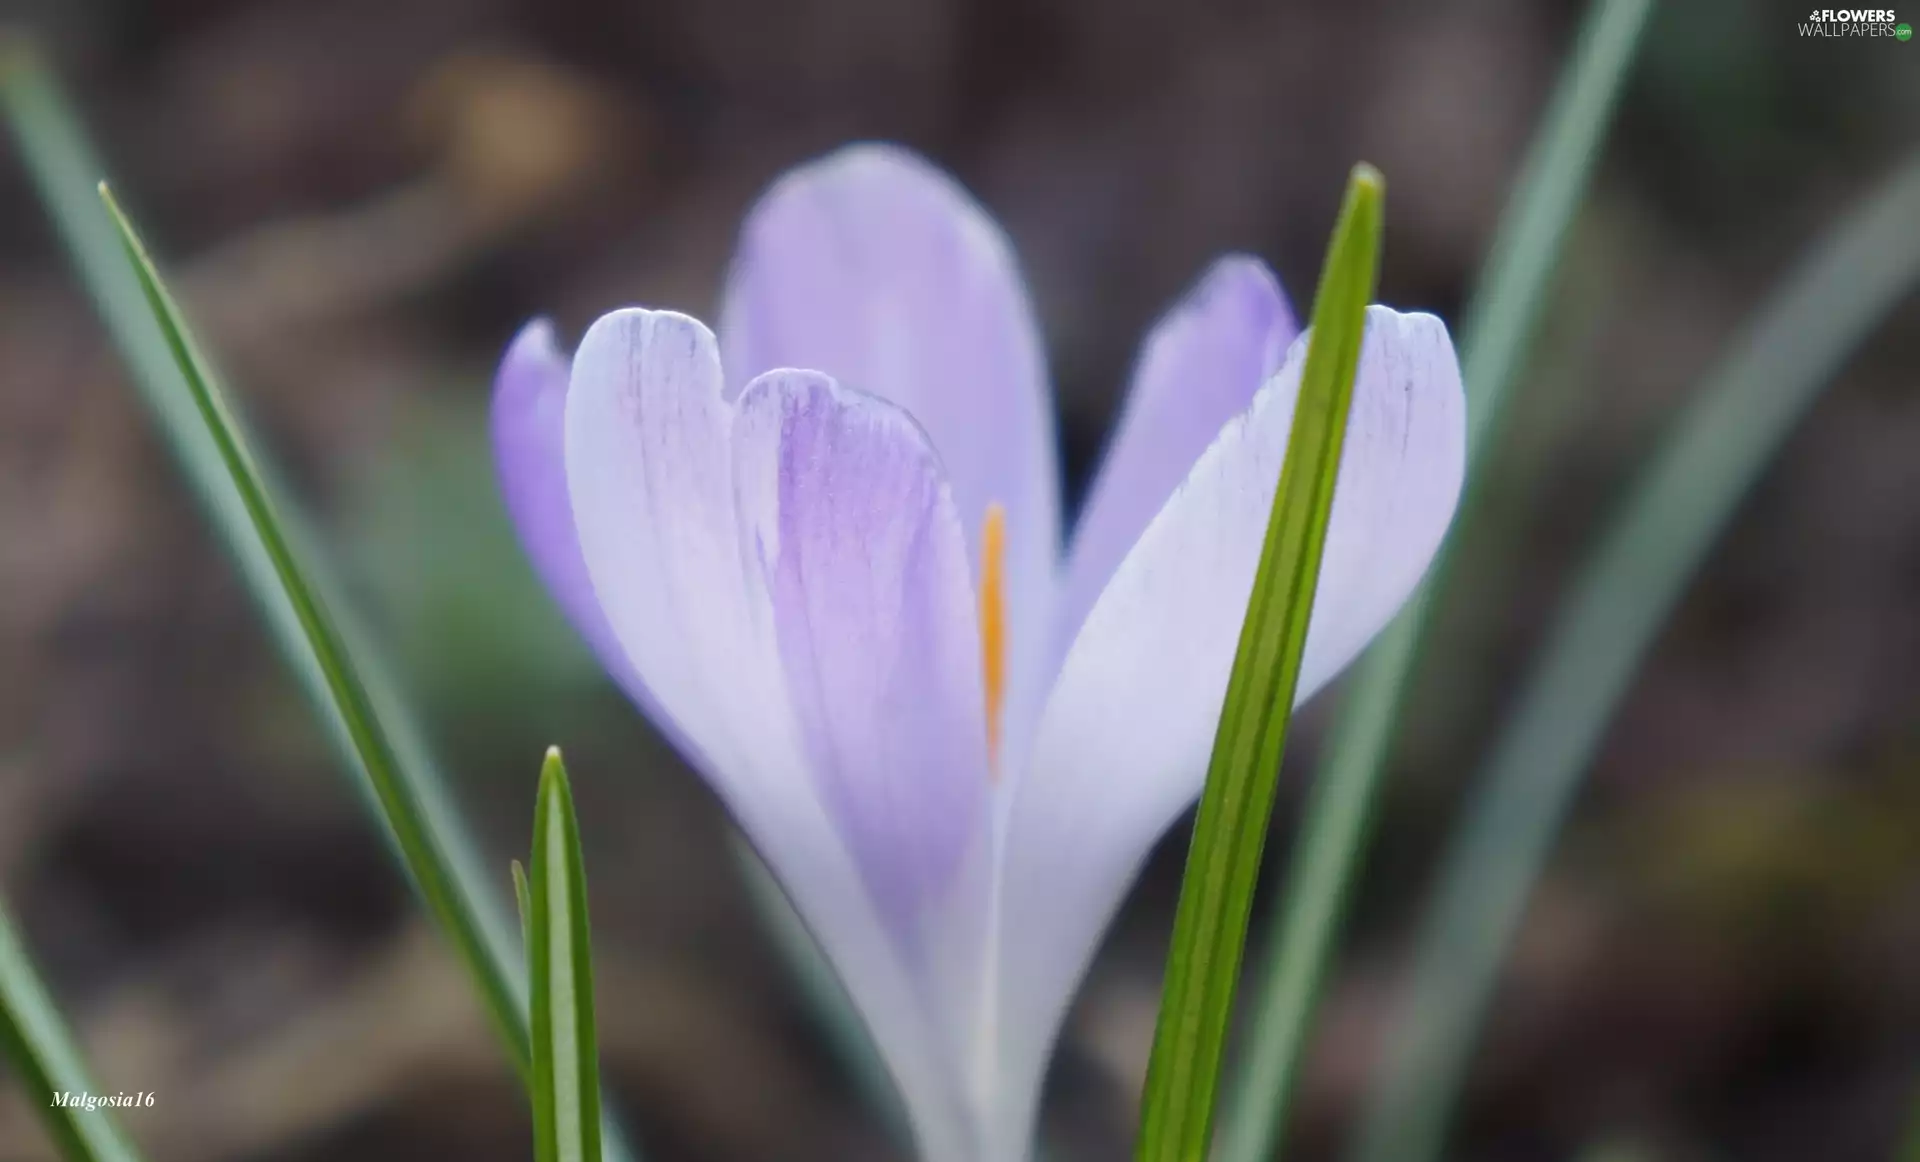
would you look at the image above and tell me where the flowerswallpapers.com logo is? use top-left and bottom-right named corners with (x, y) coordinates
top-left (1799, 8), bottom-right (1911, 36)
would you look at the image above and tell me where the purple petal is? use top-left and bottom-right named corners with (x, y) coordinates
top-left (732, 369), bottom-right (994, 942)
top-left (491, 320), bottom-right (648, 697)
top-left (721, 143), bottom-right (1060, 766)
top-left (1058, 256), bottom-right (1296, 664)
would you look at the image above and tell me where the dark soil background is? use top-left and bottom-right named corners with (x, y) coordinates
top-left (1, 0), bottom-right (1917, 1159)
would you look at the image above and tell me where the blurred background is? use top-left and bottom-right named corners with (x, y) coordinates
top-left (1, 0), bottom-right (1917, 1159)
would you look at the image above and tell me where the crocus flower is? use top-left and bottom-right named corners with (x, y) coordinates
top-left (493, 144), bottom-right (1465, 1162)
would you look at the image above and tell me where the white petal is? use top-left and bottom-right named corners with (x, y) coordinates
top-left (564, 309), bottom-right (981, 1162)
top-left (985, 307), bottom-right (1467, 1153)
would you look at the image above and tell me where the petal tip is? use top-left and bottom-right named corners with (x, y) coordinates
top-left (495, 316), bottom-right (566, 404)
top-left (574, 307), bottom-right (723, 380)
top-left (1200, 252), bottom-right (1282, 295)
top-left (816, 140), bottom-right (946, 181)
top-left (1362, 302), bottom-right (1447, 338)
top-left (491, 315), bottom-right (565, 459)
top-left (754, 141), bottom-right (1007, 261)
top-left (1199, 253), bottom-right (1297, 348)
top-left (734, 365), bottom-right (840, 412)
top-left (579, 304), bottom-right (717, 343)
top-left (1363, 306), bottom-right (1465, 393)
top-left (736, 366), bottom-right (948, 471)
top-left (509, 315), bottom-right (560, 356)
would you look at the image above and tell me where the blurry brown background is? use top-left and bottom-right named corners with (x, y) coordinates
top-left (1, 0), bottom-right (1917, 1159)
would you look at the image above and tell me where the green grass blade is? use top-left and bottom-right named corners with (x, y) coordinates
top-left (1, 40), bottom-right (517, 1040)
top-left (0, 42), bottom-right (636, 1162)
top-left (1454, 0), bottom-right (1658, 461)
top-left (0, 903), bottom-right (146, 1162)
top-left (1134, 164), bottom-right (1383, 1162)
top-left (1352, 149), bottom-right (1920, 1162)
top-left (1216, 3), bottom-right (1655, 1159)
top-left (1207, 587), bottom-right (1426, 1162)
top-left (530, 750), bottom-right (604, 1162)
top-left (514, 860), bottom-right (535, 950)
top-left (94, 173), bottom-right (547, 1070)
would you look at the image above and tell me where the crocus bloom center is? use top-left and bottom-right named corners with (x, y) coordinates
top-left (492, 143), bottom-right (1466, 1162)
top-left (979, 501), bottom-right (1009, 772)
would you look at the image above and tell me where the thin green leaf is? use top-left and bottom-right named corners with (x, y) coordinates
top-left (513, 860), bottom-right (534, 951)
top-left (1219, 3), bottom-right (1656, 1158)
top-left (0, 902), bottom-right (146, 1162)
top-left (1454, 0), bottom-right (1660, 462)
top-left (0, 42), bottom-right (638, 1160)
top-left (1134, 164), bottom-right (1383, 1162)
top-left (95, 175), bottom-right (544, 1070)
top-left (1353, 150), bottom-right (1920, 1162)
top-left (530, 749), bottom-right (604, 1162)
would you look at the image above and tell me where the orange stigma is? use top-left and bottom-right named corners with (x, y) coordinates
top-left (978, 503), bottom-right (1008, 774)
